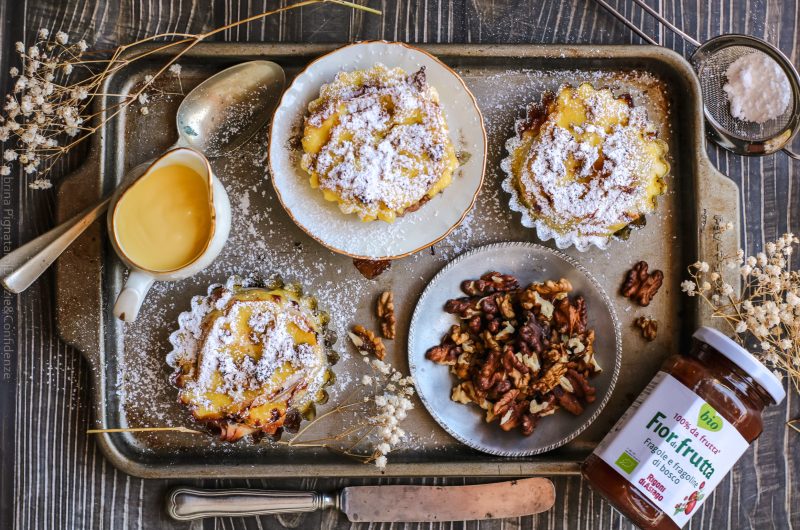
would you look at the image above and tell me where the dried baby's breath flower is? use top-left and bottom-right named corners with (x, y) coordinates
top-left (685, 216), bottom-right (800, 395)
top-left (0, 28), bottom-right (184, 188)
top-left (694, 261), bottom-right (710, 272)
top-left (366, 359), bottom-right (415, 469)
top-left (0, 0), bottom-right (379, 188)
top-left (681, 280), bottom-right (697, 296)
top-left (280, 319), bottom-right (413, 469)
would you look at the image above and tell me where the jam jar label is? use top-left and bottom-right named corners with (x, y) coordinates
top-left (594, 371), bottom-right (749, 526)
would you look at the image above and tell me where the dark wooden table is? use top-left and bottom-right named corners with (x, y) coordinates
top-left (1, 1), bottom-right (798, 529)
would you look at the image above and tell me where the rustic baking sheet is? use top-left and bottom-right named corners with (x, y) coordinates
top-left (55, 43), bottom-right (739, 478)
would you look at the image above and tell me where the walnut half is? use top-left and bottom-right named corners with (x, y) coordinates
top-left (376, 291), bottom-right (396, 339)
top-left (634, 316), bottom-right (658, 341)
top-left (348, 325), bottom-right (386, 360)
top-left (352, 258), bottom-right (391, 279)
top-left (621, 261), bottom-right (664, 306)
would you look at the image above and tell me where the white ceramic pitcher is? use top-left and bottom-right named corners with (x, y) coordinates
top-left (107, 147), bottom-right (231, 322)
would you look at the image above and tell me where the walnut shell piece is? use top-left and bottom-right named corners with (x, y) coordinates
top-left (348, 325), bottom-right (387, 360)
top-left (376, 291), bottom-right (396, 339)
top-left (621, 261), bottom-right (664, 306)
top-left (634, 316), bottom-right (658, 341)
top-left (352, 258), bottom-right (391, 279)
top-left (460, 271), bottom-right (520, 296)
top-left (533, 278), bottom-right (573, 298)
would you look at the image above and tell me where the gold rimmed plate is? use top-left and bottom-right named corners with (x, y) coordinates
top-left (408, 242), bottom-right (622, 456)
top-left (268, 41), bottom-right (486, 260)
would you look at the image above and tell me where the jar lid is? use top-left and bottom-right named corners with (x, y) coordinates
top-left (693, 326), bottom-right (786, 404)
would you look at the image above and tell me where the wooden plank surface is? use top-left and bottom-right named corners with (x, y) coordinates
top-left (1, 0), bottom-right (798, 529)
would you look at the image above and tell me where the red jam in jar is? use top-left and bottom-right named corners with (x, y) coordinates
top-left (582, 326), bottom-right (785, 529)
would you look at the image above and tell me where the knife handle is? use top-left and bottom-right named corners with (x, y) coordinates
top-left (166, 487), bottom-right (338, 520)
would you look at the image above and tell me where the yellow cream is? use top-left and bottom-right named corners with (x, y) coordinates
top-left (509, 84), bottom-right (669, 239)
top-left (113, 164), bottom-right (213, 272)
top-left (300, 65), bottom-right (459, 223)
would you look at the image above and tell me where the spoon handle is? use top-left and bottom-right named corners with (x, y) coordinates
top-left (0, 197), bottom-right (111, 293)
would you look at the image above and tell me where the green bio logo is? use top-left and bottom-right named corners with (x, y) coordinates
top-left (615, 451), bottom-right (639, 474)
top-left (698, 403), bottom-right (723, 432)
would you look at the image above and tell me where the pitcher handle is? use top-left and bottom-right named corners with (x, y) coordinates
top-left (113, 271), bottom-right (155, 322)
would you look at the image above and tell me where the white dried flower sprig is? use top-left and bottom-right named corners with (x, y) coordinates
top-left (360, 356), bottom-right (415, 469)
top-left (280, 334), bottom-right (415, 470)
top-left (0, 0), bottom-right (379, 189)
top-left (682, 217), bottom-right (800, 392)
top-left (0, 30), bottom-right (184, 188)
top-left (2, 33), bottom-right (90, 180)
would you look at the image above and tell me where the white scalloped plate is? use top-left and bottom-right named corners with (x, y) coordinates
top-left (268, 41), bottom-right (486, 260)
top-left (408, 242), bottom-right (622, 456)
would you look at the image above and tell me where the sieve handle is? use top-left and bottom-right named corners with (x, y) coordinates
top-left (630, 0), bottom-right (701, 48)
top-left (783, 148), bottom-right (800, 160)
top-left (590, 0), bottom-right (658, 45)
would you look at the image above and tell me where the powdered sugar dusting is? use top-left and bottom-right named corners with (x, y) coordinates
top-left (166, 278), bottom-right (327, 409)
top-left (500, 84), bottom-right (668, 251)
top-left (301, 64), bottom-right (453, 219)
top-left (723, 51), bottom-right (792, 124)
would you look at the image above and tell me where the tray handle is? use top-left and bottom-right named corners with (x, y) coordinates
top-left (55, 148), bottom-right (105, 366)
top-left (694, 156), bottom-right (741, 329)
top-left (166, 487), bottom-right (338, 520)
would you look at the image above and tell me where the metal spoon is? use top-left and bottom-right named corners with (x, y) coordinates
top-left (0, 60), bottom-right (285, 294)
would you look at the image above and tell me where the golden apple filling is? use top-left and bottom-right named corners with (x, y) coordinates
top-left (502, 83), bottom-right (669, 248)
top-left (300, 64), bottom-right (459, 222)
top-left (167, 277), bottom-right (334, 442)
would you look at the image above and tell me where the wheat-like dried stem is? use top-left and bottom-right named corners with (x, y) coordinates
top-left (2, 0), bottom-right (381, 180)
top-left (87, 426), bottom-right (202, 434)
top-left (285, 398), bottom-right (364, 446)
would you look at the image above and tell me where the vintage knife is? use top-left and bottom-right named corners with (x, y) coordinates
top-left (167, 477), bottom-right (555, 521)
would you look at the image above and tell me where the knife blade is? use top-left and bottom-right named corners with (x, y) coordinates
top-left (341, 477), bottom-right (555, 522)
top-left (167, 478), bottom-right (555, 522)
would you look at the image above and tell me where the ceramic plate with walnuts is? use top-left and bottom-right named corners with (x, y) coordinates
top-left (408, 242), bottom-right (622, 456)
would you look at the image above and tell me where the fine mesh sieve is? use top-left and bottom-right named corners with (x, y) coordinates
top-left (593, 0), bottom-right (800, 159)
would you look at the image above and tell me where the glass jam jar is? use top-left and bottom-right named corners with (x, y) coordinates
top-left (582, 326), bottom-right (785, 530)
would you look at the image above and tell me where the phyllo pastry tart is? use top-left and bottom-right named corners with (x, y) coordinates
top-left (500, 83), bottom-right (669, 251)
top-left (300, 63), bottom-right (459, 222)
top-left (167, 276), bottom-right (336, 442)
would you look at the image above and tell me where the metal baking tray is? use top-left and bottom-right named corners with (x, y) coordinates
top-left (55, 43), bottom-right (739, 478)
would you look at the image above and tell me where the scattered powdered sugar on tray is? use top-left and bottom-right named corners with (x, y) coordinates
top-left (111, 65), bottom-right (677, 457)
